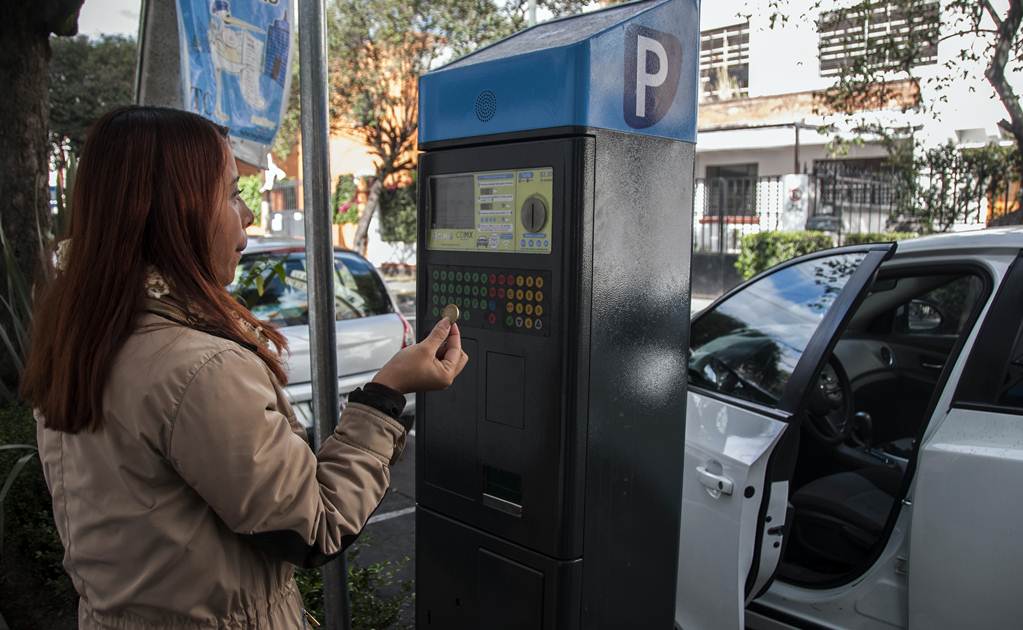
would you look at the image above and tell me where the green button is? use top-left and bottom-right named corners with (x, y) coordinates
top-left (432, 294), bottom-right (438, 304)
top-left (464, 310), bottom-right (471, 321)
top-left (469, 286), bottom-right (477, 296)
top-left (432, 306), bottom-right (439, 316)
top-left (472, 272), bottom-right (480, 282)
top-left (505, 315), bottom-right (514, 326)
top-left (472, 299), bottom-right (479, 309)
top-left (456, 271), bottom-right (463, 281)
top-left (441, 271), bottom-right (448, 281)
top-left (456, 285), bottom-right (463, 295)
top-left (431, 269), bottom-right (438, 279)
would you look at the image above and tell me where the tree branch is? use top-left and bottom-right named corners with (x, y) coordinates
top-left (982, 0), bottom-right (1004, 29)
top-left (985, 0), bottom-right (1023, 146)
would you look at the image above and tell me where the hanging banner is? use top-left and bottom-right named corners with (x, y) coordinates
top-left (175, 0), bottom-right (294, 166)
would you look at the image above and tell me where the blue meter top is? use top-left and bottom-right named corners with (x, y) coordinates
top-left (418, 0), bottom-right (699, 146)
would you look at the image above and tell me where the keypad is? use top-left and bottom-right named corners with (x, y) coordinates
top-left (429, 265), bottom-right (550, 336)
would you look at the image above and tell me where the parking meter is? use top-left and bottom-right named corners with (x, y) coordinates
top-left (415, 1), bottom-right (698, 627)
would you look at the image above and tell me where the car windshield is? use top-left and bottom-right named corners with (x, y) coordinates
top-left (689, 253), bottom-right (865, 406)
top-left (229, 251), bottom-right (392, 327)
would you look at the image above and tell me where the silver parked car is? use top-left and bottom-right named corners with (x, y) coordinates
top-left (229, 237), bottom-right (415, 437)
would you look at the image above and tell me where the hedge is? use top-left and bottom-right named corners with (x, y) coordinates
top-left (735, 231), bottom-right (835, 280)
top-left (843, 231), bottom-right (918, 245)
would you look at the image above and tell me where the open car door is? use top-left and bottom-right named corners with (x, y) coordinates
top-left (675, 243), bottom-right (896, 630)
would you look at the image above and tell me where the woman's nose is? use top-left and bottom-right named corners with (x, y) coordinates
top-left (241, 200), bottom-right (255, 228)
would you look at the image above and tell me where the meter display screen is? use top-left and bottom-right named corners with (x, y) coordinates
top-left (427, 167), bottom-right (553, 254)
top-left (430, 175), bottom-right (475, 229)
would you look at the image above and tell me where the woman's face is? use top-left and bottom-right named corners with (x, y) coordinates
top-left (211, 150), bottom-right (254, 286)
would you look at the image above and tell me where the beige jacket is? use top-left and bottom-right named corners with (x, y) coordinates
top-left (36, 301), bottom-right (407, 629)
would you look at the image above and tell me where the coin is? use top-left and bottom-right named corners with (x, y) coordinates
top-left (442, 303), bottom-right (460, 323)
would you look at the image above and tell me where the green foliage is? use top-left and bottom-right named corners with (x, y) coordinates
top-left (238, 175), bottom-right (264, 227)
top-left (295, 546), bottom-right (413, 629)
top-left (49, 35), bottom-right (137, 158)
top-left (0, 404), bottom-right (71, 597)
top-left (332, 175), bottom-right (360, 225)
top-left (843, 231), bottom-right (918, 245)
top-left (735, 231), bottom-right (835, 280)
top-left (0, 222), bottom-right (37, 403)
top-left (378, 178), bottom-right (417, 244)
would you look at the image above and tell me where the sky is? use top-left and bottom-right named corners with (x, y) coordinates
top-left (77, 0), bottom-right (141, 38)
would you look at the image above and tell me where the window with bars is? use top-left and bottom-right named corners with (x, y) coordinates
top-left (818, 1), bottom-right (939, 77)
top-left (700, 22), bottom-right (750, 102)
top-left (705, 164), bottom-right (758, 217)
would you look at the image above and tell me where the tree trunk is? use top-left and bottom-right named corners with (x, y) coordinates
top-left (0, 10), bottom-right (53, 287)
top-left (353, 178), bottom-right (384, 255)
top-left (0, 10), bottom-right (55, 389)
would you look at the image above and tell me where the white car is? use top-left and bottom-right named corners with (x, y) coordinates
top-left (230, 238), bottom-right (415, 438)
top-left (676, 228), bottom-right (1023, 629)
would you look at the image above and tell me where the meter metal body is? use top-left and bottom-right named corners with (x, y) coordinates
top-left (415, 2), bottom-right (699, 627)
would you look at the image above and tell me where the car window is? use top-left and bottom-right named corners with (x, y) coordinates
top-left (893, 274), bottom-right (985, 335)
top-left (689, 253), bottom-right (866, 407)
top-left (230, 252), bottom-right (392, 327)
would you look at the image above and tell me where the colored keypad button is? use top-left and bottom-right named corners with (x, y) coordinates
top-left (488, 313), bottom-right (497, 324)
top-left (535, 290), bottom-right (544, 302)
top-left (535, 305), bottom-right (544, 316)
top-left (535, 319), bottom-right (543, 330)
top-left (489, 300), bottom-right (497, 311)
top-left (464, 311), bottom-right (471, 321)
top-left (506, 316), bottom-right (514, 326)
top-left (525, 318), bottom-right (533, 329)
top-left (432, 270), bottom-right (439, 279)
top-left (515, 316), bottom-right (524, 327)
top-left (515, 303), bottom-right (524, 314)
top-left (516, 276), bottom-right (525, 287)
top-left (525, 304), bottom-right (534, 315)
top-left (516, 289), bottom-right (525, 300)
top-left (432, 295), bottom-right (438, 304)
top-left (432, 307), bottom-right (439, 316)
top-left (535, 277), bottom-right (544, 289)
top-left (526, 290), bottom-right (534, 302)
top-left (489, 287), bottom-right (496, 298)
top-left (506, 302), bottom-right (514, 313)
top-left (456, 271), bottom-right (463, 281)
top-left (498, 275), bottom-right (506, 285)
top-left (489, 273), bottom-right (497, 284)
top-left (498, 288), bottom-right (506, 299)
top-left (526, 276), bottom-right (534, 288)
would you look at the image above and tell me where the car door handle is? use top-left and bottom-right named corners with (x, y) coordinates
top-left (696, 465), bottom-right (734, 496)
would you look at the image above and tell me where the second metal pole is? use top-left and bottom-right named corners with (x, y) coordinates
top-left (298, 1), bottom-right (351, 629)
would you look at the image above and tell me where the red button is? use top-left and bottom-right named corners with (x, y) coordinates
top-left (489, 273), bottom-right (497, 284)
top-left (497, 274), bottom-right (506, 285)
top-left (489, 287), bottom-right (496, 298)
top-left (488, 313), bottom-right (497, 324)
top-left (498, 288), bottom-right (506, 299)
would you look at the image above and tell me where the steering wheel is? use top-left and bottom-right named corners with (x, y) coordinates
top-left (802, 355), bottom-right (854, 446)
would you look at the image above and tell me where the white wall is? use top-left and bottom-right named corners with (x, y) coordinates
top-left (696, 142), bottom-right (889, 178)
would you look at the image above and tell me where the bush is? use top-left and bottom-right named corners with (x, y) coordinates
top-left (378, 177), bottom-right (417, 244)
top-left (735, 231), bottom-right (835, 280)
top-left (842, 231), bottom-right (918, 245)
top-left (332, 175), bottom-right (360, 225)
top-left (0, 403), bottom-right (77, 628)
top-left (295, 545), bottom-right (413, 629)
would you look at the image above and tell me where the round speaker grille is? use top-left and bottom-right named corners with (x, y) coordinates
top-left (475, 90), bottom-right (497, 122)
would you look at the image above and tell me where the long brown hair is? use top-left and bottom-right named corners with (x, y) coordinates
top-left (22, 106), bottom-right (287, 433)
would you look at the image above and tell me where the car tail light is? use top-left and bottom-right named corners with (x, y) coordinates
top-left (399, 313), bottom-right (415, 348)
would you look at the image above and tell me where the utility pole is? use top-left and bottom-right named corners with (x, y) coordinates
top-left (528, 0), bottom-right (537, 26)
top-left (298, 1), bottom-right (351, 629)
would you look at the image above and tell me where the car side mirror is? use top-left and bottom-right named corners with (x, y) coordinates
top-left (905, 299), bottom-right (944, 333)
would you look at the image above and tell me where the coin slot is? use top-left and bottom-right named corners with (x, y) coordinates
top-left (482, 464), bottom-right (523, 516)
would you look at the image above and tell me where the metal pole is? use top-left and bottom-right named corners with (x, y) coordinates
top-left (298, 2), bottom-right (351, 630)
top-left (528, 0), bottom-right (537, 26)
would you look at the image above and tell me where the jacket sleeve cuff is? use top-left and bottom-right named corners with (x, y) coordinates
top-left (349, 382), bottom-right (409, 429)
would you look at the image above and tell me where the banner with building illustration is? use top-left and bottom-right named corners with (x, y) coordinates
top-left (176, 0), bottom-right (293, 166)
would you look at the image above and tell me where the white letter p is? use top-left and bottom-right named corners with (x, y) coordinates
top-left (635, 35), bottom-right (668, 118)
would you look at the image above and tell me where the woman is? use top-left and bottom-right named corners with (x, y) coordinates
top-left (20, 106), bottom-right (467, 629)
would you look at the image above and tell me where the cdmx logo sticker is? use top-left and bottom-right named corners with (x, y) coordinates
top-left (624, 24), bottom-right (682, 129)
